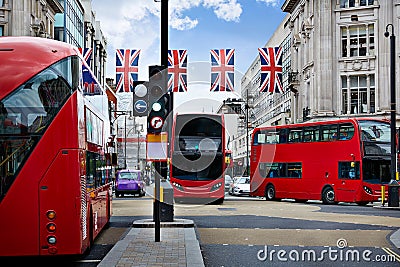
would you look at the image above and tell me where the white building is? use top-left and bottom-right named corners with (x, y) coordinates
top-left (229, 0), bottom-right (400, 176)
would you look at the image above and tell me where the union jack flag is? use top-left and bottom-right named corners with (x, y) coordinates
top-left (210, 49), bottom-right (235, 92)
top-left (168, 49), bottom-right (187, 92)
top-left (78, 47), bottom-right (93, 67)
top-left (116, 49), bottom-right (140, 92)
top-left (258, 47), bottom-right (283, 94)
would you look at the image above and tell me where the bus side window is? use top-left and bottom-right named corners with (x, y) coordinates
top-left (339, 161), bottom-right (360, 179)
top-left (322, 124), bottom-right (338, 141)
top-left (288, 128), bottom-right (302, 143)
top-left (253, 131), bottom-right (266, 145)
top-left (339, 123), bottom-right (354, 140)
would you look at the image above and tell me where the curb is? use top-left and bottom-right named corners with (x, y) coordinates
top-left (132, 218), bottom-right (195, 228)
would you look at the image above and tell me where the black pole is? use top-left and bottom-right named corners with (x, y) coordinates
top-left (390, 31), bottom-right (396, 181)
top-left (124, 116), bottom-right (127, 169)
top-left (161, 0), bottom-right (168, 67)
top-left (154, 161), bottom-right (160, 242)
top-left (154, 0), bottom-right (169, 243)
top-left (385, 24), bottom-right (396, 182)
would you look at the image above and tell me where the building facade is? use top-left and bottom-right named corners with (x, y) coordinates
top-left (1, 0), bottom-right (108, 87)
top-left (54, 0), bottom-right (84, 48)
top-left (0, 0), bottom-right (63, 38)
top-left (229, 0), bottom-right (400, 176)
top-left (283, 0), bottom-right (400, 122)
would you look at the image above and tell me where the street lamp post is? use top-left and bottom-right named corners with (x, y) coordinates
top-left (384, 24), bottom-right (396, 182)
top-left (136, 124), bottom-right (144, 169)
top-left (245, 92), bottom-right (250, 176)
top-left (124, 116), bottom-right (127, 169)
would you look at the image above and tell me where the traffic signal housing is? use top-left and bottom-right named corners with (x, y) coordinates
top-left (147, 65), bottom-right (170, 134)
top-left (132, 81), bottom-right (149, 117)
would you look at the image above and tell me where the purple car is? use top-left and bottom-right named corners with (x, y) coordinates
top-left (115, 169), bottom-right (145, 197)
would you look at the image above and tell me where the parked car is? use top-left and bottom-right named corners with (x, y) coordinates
top-left (115, 169), bottom-right (145, 197)
top-left (224, 175), bottom-right (233, 192)
top-left (231, 177), bottom-right (250, 196)
top-left (228, 176), bottom-right (243, 195)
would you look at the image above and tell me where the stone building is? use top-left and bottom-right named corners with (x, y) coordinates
top-left (229, 0), bottom-right (400, 176)
top-left (283, 0), bottom-right (399, 123)
top-left (0, 0), bottom-right (63, 38)
top-left (0, 0), bottom-right (108, 88)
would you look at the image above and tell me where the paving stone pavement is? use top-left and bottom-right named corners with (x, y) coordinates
top-left (98, 220), bottom-right (204, 267)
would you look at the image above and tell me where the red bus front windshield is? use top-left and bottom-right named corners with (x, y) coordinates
top-left (171, 114), bottom-right (224, 181)
top-left (0, 57), bottom-right (78, 201)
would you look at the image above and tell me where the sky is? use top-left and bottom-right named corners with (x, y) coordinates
top-left (91, 0), bottom-right (287, 112)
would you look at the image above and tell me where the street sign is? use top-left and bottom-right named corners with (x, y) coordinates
top-left (146, 132), bottom-right (168, 161)
top-left (134, 100), bottom-right (148, 114)
top-left (150, 116), bottom-right (164, 130)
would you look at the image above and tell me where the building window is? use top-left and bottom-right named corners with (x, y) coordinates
top-left (340, 0), bottom-right (355, 8)
top-left (342, 24), bottom-right (374, 57)
top-left (360, 0), bottom-right (374, 6)
top-left (340, 0), bottom-right (373, 7)
top-left (0, 25), bottom-right (3, 36)
top-left (341, 75), bottom-right (375, 114)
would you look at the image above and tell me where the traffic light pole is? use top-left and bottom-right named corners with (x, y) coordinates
top-left (154, 0), bottom-right (169, 242)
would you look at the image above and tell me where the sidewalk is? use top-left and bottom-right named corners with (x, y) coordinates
top-left (98, 219), bottom-right (205, 267)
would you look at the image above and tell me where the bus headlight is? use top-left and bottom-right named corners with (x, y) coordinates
top-left (172, 182), bottom-right (184, 191)
top-left (363, 186), bottom-right (373, 195)
top-left (211, 182), bottom-right (222, 192)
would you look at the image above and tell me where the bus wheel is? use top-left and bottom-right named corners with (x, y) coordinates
top-left (213, 198), bottom-right (224, 205)
top-left (265, 184), bottom-right (276, 201)
top-left (322, 187), bottom-right (336, 204)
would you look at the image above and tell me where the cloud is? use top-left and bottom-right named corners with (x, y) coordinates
top-left (256, 0), bottom-right (281, 7)
top-left (202, 0), bottom-right (242, 22)
top-left (213, 3), bottom-right (242, 22)
top-left (170, 0), bottom-right (242, 30)
top-left (92, 0), bottom-right (246, 77)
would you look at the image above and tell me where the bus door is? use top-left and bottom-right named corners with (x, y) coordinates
top-left (336, 161), bottom-right (361, 202)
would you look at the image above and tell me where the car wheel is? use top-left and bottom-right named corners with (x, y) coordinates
top-left (265, 184), bottom-right (276, 201)
top-left (322, 186), bottom-right (336, 205)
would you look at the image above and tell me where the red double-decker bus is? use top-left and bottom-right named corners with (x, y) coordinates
top-left (170, 113), bottom-right (226, 204)
top-left (0, 37), bottom-right (113, 256)
top-left (250, 118), bottom-right (391, 205)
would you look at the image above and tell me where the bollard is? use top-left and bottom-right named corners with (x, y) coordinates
top-left (388, 180), bottom-right (400, 207)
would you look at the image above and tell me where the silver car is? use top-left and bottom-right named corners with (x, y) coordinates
top-left (231, 177), bottom-right (250, 196)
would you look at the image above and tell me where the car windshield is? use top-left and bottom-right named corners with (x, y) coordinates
top-left (119, 172), bottom-right (139, 180)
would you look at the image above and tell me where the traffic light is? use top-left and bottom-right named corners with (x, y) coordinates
top-left (132, 81), bottom-right (149, 117)
top-left (147, 65), bottom-right (170, 134)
